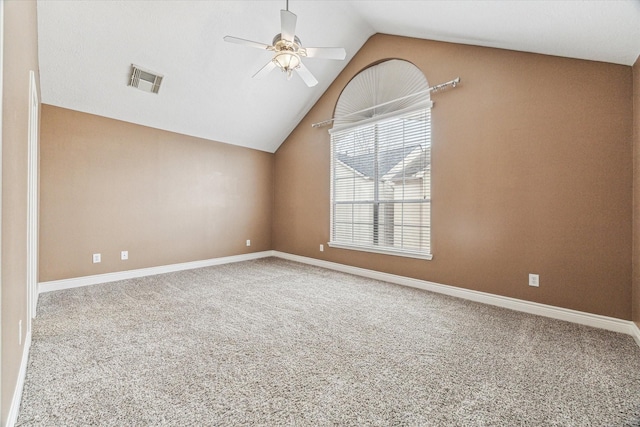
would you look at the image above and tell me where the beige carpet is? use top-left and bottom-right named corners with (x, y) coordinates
top-left (16, 258), bottom-right (640, 426)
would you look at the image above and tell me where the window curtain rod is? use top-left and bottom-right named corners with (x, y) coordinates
top-left (311, 77), bottom-right (460, 128)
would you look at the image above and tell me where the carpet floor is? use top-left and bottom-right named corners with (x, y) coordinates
top-left (16, 258), bottom-right (640, 426)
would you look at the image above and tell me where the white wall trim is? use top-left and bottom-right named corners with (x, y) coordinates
top-left (272, 251), bottom-right (639, 341)
top-left (631, 322), bottom-right (640, 348)
top-left (0, 1), bottom-right (5, 422)
top-left (38, 251), bottom-right (275, 294)
top-left (5, 331), bottom-right (31, 427)
top-left (27, 69), bottom-right (39, 326)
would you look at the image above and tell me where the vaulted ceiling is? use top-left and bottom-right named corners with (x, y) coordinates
top-left (37, 1), bottom-right (640, 153)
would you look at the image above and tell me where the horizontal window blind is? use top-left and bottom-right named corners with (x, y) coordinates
top-left (330, 108), bottom-right (431, 257)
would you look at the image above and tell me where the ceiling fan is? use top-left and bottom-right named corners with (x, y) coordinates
top-left (223, 1), bottom-right (346, 87)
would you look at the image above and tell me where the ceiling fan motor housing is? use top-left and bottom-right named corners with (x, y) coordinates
top-left (272, 33), bottom-right (302, 48)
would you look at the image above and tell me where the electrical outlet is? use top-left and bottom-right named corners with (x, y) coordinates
top-left (19, 320), bottom-right (22, 345)
top-left (246, 240), bottom-right (251, 247)
top-left (529, 273), bottom-right (539, 287)
top-left (93, 253), bottom-right (101, 263)
top-left (121, 251), bottom-right (128, 260)
top-left (320, 244), bottom-right (324, 252)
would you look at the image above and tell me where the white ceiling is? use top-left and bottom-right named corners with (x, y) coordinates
top-left (37, 1), bottom-right (640, 153)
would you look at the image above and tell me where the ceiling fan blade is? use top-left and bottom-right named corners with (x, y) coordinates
top-left (295, 62), bottom-right (318, 87)
top-left (303, 47), bottom-right (346, 60)
top-left (223, 36), bottom-right (271, 50)
top-left (280, 10), bottom-right (297, 42)
top-left (252, 60), bottom-right (277, 79)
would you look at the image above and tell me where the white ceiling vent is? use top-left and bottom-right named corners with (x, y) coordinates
top-left (129, 64), bottom-right (163, 94)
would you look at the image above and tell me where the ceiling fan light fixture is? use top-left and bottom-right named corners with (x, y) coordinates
top-left (273, 52), bottom-right (301, 74)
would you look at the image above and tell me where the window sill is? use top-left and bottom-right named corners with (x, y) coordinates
top-left (327, 242), bottom-right (433, 261)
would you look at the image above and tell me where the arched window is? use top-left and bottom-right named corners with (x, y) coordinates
top-left (329, 59), bottom-right (432, 259)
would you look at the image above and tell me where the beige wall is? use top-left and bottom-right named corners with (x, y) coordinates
top-left (39, 105), bottom-right (273, 282)
top-left (274, 34), bottom-right (633, 320)
top-left (633, 55), bottom-right (640, 329)
top-left (2, 0), bottom-right (40, 424)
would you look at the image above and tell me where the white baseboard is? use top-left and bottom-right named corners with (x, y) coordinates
top-left (272, 251), bottom-right (638, 340)
top-left (6, 331), bottom-right (31, 427)
top-left (632, 322), bottom-right (640, 348)
top-left (38, 251), bottom-right (275, 294)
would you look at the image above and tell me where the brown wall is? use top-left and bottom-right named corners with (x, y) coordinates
top-left (633, 55), bottom-right (640, 329)
top-left (2, 0), bottom-right (40, 423)
top-left (39, 105), bottom-right (273, 282)
top-left (273, 34), bottom-right (633, 320)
